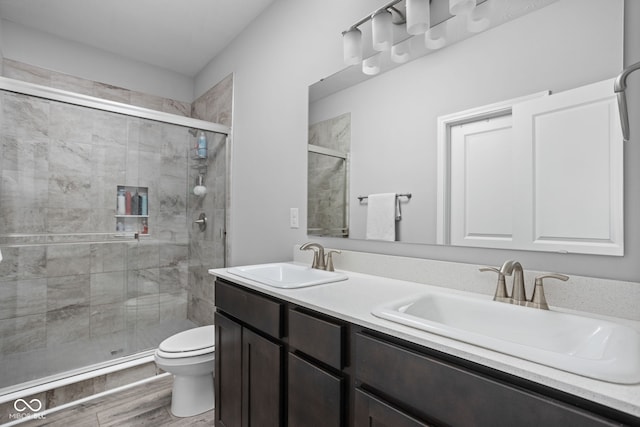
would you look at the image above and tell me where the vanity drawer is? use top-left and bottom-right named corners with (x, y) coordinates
top-left (289, 308), bottom-right (344, 369)
top-left (215, 280), bottom-right (283, 338)
top-left (355, 333), bottom-right (618, 427)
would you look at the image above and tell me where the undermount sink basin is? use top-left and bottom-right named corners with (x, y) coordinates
top-left (227, 263), bottom-right (348, 289)
top-left (372, 290), bottom-right (640, 384)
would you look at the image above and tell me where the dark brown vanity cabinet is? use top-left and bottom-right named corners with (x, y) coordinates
top-left (214, 279), bottom-right (639, 427)
top-left (215, 281), bottom-right (284, 427)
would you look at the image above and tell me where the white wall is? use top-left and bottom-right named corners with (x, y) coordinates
top-left (1, 20), bottom-right (195, 102)
top-left (196, 0), bottom-right (640, 282)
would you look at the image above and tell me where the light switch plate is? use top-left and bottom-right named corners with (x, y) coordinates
top-left (290, 208), bottom-right (299, 228)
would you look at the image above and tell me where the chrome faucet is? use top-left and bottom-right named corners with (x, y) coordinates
top-left (480, 260), bottom-right (569, 310)
top-left (299, 242), bottom-right (341, 271)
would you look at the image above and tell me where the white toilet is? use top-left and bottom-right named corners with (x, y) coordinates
top-left (154, 325), bottom-right (215, 417)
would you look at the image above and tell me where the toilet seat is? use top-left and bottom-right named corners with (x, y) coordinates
top-left (157, 325), bottom-right (215, 359)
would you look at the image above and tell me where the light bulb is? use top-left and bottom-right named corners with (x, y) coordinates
top-left (343, 28), bottom-right (363, 65)
top-left (406, 0), bottom-right (430, 35)
top-left (372, 10), bottom-right (392, 51)
top-left (466, 10), bottom-right (490, 33)
top-left (391, 41), bottom-right (411, 64)
top-left (449, 0), bottom-right (476, 16)
top-left (425, 24), bottom-right (447, 50)
top-left (362, 54), bottom-right (381, 75)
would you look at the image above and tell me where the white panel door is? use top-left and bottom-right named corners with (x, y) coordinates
top-left (513, 78), bottom-right (623, 255)
top-left (450, 115), bottom-right (514, 248)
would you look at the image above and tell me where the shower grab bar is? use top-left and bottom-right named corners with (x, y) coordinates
top-left (614, 60), bottom-right (640, 142)
top-left (357, 193), bottom-right (412, 202)
top-left (0, 233), bottom-right (142, 248)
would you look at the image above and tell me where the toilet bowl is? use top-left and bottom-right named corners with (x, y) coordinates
top-left (154, 325), bottom-right (215, 417)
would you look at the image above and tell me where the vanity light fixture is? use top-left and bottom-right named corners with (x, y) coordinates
top-left (341, 0), bottom-right (433, 71)
top-left (341, 0), bottom-right (492, 73)
top-left (342, 0), bottom-right (408, 69)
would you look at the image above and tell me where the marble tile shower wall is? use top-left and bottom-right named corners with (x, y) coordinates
top-left (308, 113), bottom-right (350, 236)
top-left (188, 73), bottom-right (233, 326)
top-left (0, 62), bottom-right (193, 360)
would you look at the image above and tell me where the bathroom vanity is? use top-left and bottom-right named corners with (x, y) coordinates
top-left (210, 265), bottom-right (640, 427)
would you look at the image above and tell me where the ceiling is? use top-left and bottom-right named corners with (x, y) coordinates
top-left (0, 0), bottom-right (277, 77)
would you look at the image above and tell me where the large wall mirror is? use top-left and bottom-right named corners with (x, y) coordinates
top-left (308, 0), bottom-right (624, 255)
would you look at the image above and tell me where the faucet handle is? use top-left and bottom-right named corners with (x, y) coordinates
top-left (479, 266), bottom-right (510, 303)
top-left (325, 250), bottom-right (341, 272)
top-left (527, 273), bottom-right (569, 310)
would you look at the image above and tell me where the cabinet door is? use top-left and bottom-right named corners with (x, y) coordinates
top-left (354, 388), bottom-right (429, 427)
top-left (215, 312), bottom-right (243, 427)
top-left (243, 328), bottom-right (283, 427)
top-left (288, 353), bottom-right (343, 427)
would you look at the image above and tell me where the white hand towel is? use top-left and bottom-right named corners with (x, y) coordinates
top-left (366, 193), bottom-right (396, 241)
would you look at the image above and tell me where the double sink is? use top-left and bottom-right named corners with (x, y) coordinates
top-left (226, 262), bottom-right (640, 384)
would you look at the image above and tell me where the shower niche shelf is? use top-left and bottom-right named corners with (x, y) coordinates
top-left (115, 185), bottom-right (149, 236)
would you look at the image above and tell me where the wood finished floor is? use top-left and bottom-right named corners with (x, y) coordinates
top-left (17, 376), bottom-right (215, 427)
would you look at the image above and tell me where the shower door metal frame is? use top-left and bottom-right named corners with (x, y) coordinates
top-left (0, 76), bottom-right (230, 135)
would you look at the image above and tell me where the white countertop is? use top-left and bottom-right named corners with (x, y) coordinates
top-left (209, 263), bottom-right (640, 418)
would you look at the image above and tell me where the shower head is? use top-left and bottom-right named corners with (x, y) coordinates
top-left (188, 128), bottom-right (198, 136)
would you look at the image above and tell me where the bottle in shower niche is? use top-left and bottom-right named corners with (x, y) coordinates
top-left (132, 191), bottom-right (139, 216)
top-left (117, 188), bottom-right (126, 215)
top-left (197, 131), bottom-right (207, 158)
top-left (140, 191), bottom-right (148, 216)
top-left (125, 190), bottom-right (132, 215)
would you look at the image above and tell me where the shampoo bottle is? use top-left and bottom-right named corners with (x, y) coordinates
top-left (125, 191), bottom-right (132, 215)
top-left (117, 188), bottom-right (125, 215)
top-left (197, 131), bottom-right (207, 158)
top-left (140, 192), bottom-right (148, 216)
top-left (132, 191), bottom-right (139, 216)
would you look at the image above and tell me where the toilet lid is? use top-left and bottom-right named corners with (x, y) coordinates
top-left (159, 325), bottom-right (215, 353)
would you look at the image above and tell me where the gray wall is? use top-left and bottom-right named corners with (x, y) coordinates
top-left (196, 0), bottom-right (640, 282)
top-left (0, 20), bottom-right (194, 103)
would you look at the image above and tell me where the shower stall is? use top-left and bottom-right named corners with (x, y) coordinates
top-left (0, 77), bottom-right (229, 396)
